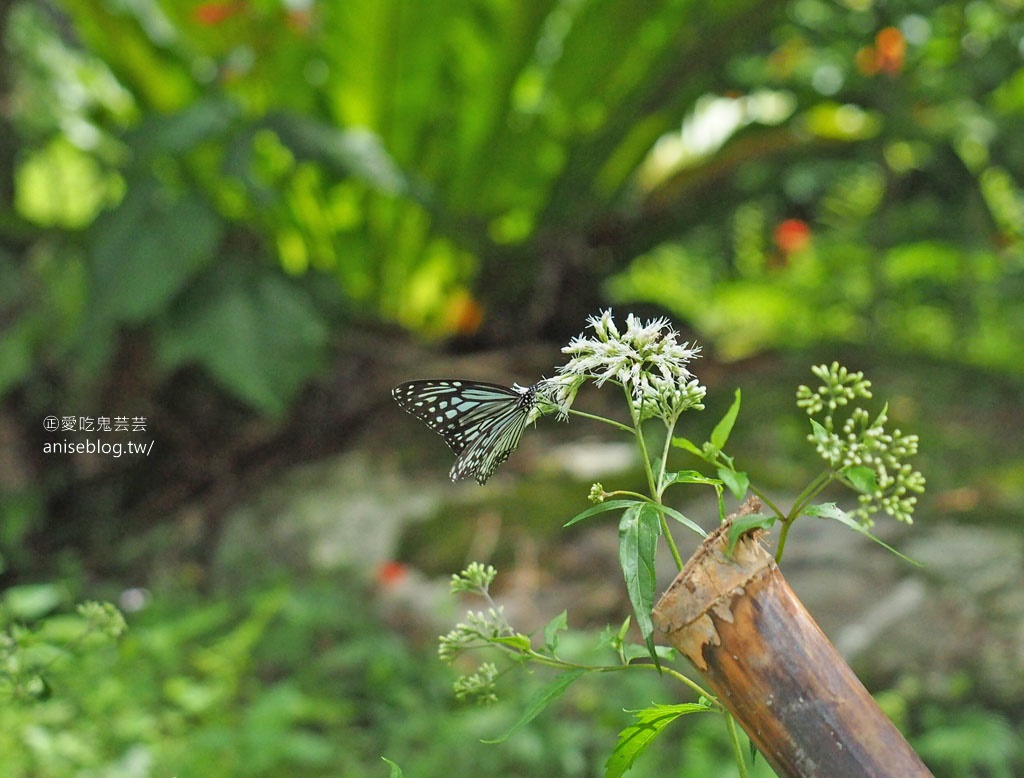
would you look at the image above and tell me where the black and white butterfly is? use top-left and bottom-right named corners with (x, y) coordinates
top-left (392, 379), bottom-right (537, 484)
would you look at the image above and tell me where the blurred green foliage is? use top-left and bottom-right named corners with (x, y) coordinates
top-left (2, 1), bottom-right (1024, 775)
top-left (4, 0), bottom-right (1023, 416)
top-left (0, 576), bottom-right (780, 778)
top-left (607, 1), bottom-right (1024, 368)
top-left (2, 575), bottom-right (1020, 777)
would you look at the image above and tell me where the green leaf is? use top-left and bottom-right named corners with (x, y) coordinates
top-left (605, 703), bottom-right (712, 778)
top-left (671, 436), bottom-right (704, 457)
top-left (156, 264), bottom-right (329, 417)
top-left (657, 504), bottom-right (707, 538)
top-left (843, 465), bottom-right (878, 495)
top-left (565, 499), bottom-right (644, 527)
top-left (381, 758), bottom-right (404, 778)
top-left (618, 503), bottom-right (662, 665)
top-left (3, 583), bottom-right (66, 620)
top-left (802, 503), bottom-right (922, 565)
top-left (726, 514), bottom-right (776, 555)
top-left (662, 470), bottom-right (720, 487)
top-left (482, 668), bottom-right (588, 744)
top-left (492, 634), bottom-right (532, 652)
top-left (543, 610), bottom-right (568, 654)
top-left (717, 467), bottom-right (749, 499)
top-left (89, 180), bottom-right (222, 323)
top-left (710, 388), bottom-right (742, 450)
top-left (266, 115), bottom-right (409, 194)
top-left (622, 643), bottom-right (676, 663)
top-left (808, 417), bottom-right (830, 444)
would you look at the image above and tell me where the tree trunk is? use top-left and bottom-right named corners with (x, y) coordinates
top-left (652, 499), bottom-right (933, 778)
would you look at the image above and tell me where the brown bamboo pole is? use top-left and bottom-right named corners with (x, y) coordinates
top-left (652, 499), bottom-right (932, 778)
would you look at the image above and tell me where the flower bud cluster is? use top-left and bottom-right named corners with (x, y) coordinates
top-left (799, 362), bottom-right (925, 525)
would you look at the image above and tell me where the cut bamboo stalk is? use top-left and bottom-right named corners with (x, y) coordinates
top-left (652, 499), bottom-right (933, 778)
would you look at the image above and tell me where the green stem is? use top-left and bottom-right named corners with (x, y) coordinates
top-left (605, 489), bottom-right (656, 502)
top-left (511, 648), bottom-right (718, 704)
top-left (660, 511), bottom-right (685, 571)
top-left (566, 408), bottom-right (634, 434)
top-left (628, 388), bottom-right (686, 571)
top-left (656, 418), bottom-right (677, 498)
top-left (774, 521), bottom-right (795, 566)
top-left (790, 470), bottom-right (835, 518)
top-left (774, 470), bottom-right (834, 563)
top-left (725, 712), bottom-right (750, 778)
top-left (746, 485), bottom-right (784, 520)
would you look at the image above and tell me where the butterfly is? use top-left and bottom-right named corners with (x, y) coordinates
top-left (392, 379), bottom-right (537, 484)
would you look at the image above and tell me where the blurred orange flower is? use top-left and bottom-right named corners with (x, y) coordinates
top-left (773, 218), bottom-right (812, 254)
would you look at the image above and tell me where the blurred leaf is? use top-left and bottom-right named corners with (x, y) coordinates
top-left (482, 668), bottom-right (588, 744)
top-left (89, 180), bottom-right (222, 323)
top-left (156, 265), bottom-right (328, 417)
top-left (543, 610), bottom-right (568, 654)
top-left (802, 102), bottom-right (882, 141)
top-left (265, 116), bottom-right (410, 195)
top-left (3, 583), bottom-right (66, 621)
top-left (0, 319), bottom-right (35, 396)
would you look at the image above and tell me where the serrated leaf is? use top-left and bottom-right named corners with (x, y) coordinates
top-left (605, 703), bottom-right (712, 778)
top-left (381, 757), bottom-right (404, 777)
top-left (543, 610), bottom-right (568, 654)
top-left (619, 503), bottom-right (662, 665)
top-left (726, 513), bottom-right (776, 555)
top-left (710, 388), bottom-right (741, 451)
top-left (565, 499), bottom-right (644, 527)
top-left (843, 465), bottom-right (878, 495)
top-left (482, 668), bottom-right (588, 744)
top-left (717, 467), bottom-right (749, 499)
top-left (802, 503), bottom-right (922, 565)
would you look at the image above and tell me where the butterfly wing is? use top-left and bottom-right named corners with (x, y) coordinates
top-left (392, 380), bottom-right (535, 484)
top-left (448, 391), bottom-right (534, 484)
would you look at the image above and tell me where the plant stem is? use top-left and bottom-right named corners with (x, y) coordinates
top-left (775, 520), bottom-right (795, 565)
top-left (509, 647), bottom-right (718, 704)
top-left (725, 712), bottom-right (750, 778)
top-left (773, 471), bottom-right (834, 563)
top-left (656, 419), bottom-right (677, 497)
top-left (660, 510), bottom-right (685, 571)
top-left (566, 408), bottom-right (635, 434)
top-left (628, 388), bottom-right (686, 571)
top-left (790, 470), bottom-right (833, 518)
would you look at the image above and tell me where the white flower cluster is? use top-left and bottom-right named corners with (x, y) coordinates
top-left (541, 310), bottom-right (705, 424)
top-left (800, 363), bottom-right (925, 525)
